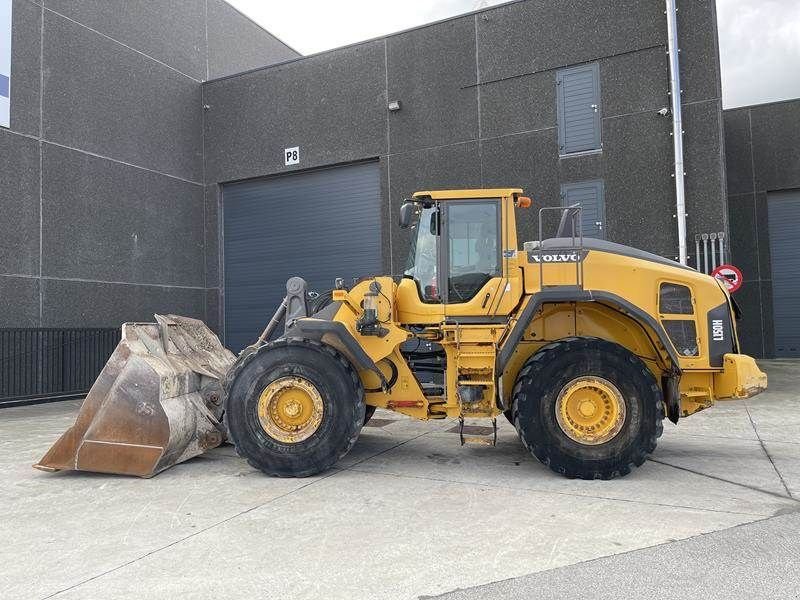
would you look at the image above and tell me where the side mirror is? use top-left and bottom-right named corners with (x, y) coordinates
top-left (399, 201), bottom-right (416, 229)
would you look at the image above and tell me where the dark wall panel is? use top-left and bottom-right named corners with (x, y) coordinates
top-left (204, 41), bottom-right (386, 184)
top-left (727, 193), bottom-right (759, 282)
top-left (683, 100), bottom-right (726, 238)
top-left (0, 129), bottom-right (40, 277)
top-left (479, 71), bottom-right (555, 139)
top-left (387, 17), bottom-right (478, 153)
top-left (0, 276), bottom-right (39, 328)
top-left (676, 0), bottom-right (721, 104)
top-left (476, 0), bottom-right (664, 82)
top-left (207, 0), bottom-right (298, 78)
top-left (723, 109), bottom-right (754, 196)
top-left (754, 192), bottom-right (772, 283)
top-left (9, 0), bottom-right (41, 136)
top-left (205, 185), bottom-right (221, 288)
top-left (205, 288), bottom-right (221, 336)
top-left (41, 144), bottom-right (205, 287)
top-left (750, 101), bottom-right (800, 193)
top-left (44, 0), bottom-right (207, 80)
top-left (558, 151), bottom-right (603, 184)
top-left (600, 46), bottom-right (667, 117)
top-left (602, 111), bottom-right (674, 256)
top-left (42, 279), bottom-right (205, 328)
top-left (42, 11), bottom-right (203, 182)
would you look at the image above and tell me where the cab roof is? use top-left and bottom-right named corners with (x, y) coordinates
top-left (412, 188), bottom-right (523, 200)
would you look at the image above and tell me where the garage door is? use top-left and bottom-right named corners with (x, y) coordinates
top-left (768, 189), bottom-right (800, 357)
top-left (223, 161), bottom-right (382, 352)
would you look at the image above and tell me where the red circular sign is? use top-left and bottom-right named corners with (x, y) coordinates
top-left (711, 264), bottom-right (743, 293)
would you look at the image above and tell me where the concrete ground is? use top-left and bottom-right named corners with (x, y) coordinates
top-left (2, 361), bottom-right (799, 599)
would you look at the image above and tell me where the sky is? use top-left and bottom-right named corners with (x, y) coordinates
top-left (227, 0), bottom-right (800, 109)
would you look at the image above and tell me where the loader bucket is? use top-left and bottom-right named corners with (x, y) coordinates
top-left (33, 315), bottom-right (236, 478)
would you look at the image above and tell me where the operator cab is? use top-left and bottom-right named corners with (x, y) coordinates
top-left (397, 189), bottom-right (529, 321)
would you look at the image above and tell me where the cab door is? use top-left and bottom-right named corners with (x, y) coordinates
top-left (441, 199), bottom-right (521, 319)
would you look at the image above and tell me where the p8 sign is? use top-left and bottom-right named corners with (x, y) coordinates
top-left (284, 146), bottom-right (300, 166)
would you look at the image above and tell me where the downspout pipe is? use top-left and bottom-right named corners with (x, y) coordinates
top-left (666, 0), bottom-right (688, 265)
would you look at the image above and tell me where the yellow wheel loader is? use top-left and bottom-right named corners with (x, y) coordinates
top-left (35, 189), bottom-right (767, 480)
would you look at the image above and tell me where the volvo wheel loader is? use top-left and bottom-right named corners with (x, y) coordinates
top-left (35, 189), bottom-right (767, 480)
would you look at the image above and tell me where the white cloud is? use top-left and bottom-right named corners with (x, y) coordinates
top-left (717, 0), bottom-right (800, 107)
top-left (228, 0), bottom-right (800, 108)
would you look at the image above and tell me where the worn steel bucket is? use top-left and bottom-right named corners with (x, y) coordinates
top-left (34, 315), bottom-right (235, 477)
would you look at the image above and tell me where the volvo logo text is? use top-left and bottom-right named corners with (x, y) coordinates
top-left (528, 251), bottom-right (587, 263)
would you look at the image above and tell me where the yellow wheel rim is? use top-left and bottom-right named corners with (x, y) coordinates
top-left (257, 376), bottom-right (323, 443)
top-left (555, 376), bottom-right (626, 445)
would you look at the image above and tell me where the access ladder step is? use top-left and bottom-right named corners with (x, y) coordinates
top-left (457, 417), bottom-right (497, 447)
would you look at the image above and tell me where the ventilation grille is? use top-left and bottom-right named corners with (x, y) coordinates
top-left (659, 283), bottom-right (694, 314)
top-left (662, 320), bottom-right (699, 357)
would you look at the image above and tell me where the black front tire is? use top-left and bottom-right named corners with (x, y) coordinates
top-left (225, 338), bottom-right (365, 477)
top-left (511, 337), bottom-right (663, 480)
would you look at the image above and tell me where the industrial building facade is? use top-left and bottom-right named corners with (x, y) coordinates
top-left (724, 98), bottom-right (800, 358)
top-left (0, 0), bottom-right (796, 403)
top-left (203, 0), bottom-right (729, 353)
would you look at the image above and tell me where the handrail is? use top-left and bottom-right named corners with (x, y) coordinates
top-left (536, 204), bottom-right (585, 290)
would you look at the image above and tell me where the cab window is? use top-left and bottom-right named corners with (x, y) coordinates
top-left (404, 205), bottom-right (440, 302)
top-left (446, 202), bottom-right (500, 303)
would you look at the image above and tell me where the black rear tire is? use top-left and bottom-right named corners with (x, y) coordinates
top-left (225, 338), bottom-right (365, 477)
top-left (511, 337), bottom-right (663, 480)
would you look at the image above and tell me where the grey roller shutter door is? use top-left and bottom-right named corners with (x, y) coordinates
top-left (768, 189), bottom-right (800, 357)
top-left (557, 63), bottom-right (601, 155)
top-left (222, 161), bottom-right (382, 352)
top-left (561, 179), bottom-right (605, 239)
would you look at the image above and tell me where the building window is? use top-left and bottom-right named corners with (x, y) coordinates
top-left (560, 179), bottom-right (605, 239)
top-left (556, 63), bottom-right (601, 155)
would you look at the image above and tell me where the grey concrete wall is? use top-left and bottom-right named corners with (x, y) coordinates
top-left (0, 0), bottom-right (296, 332)
top-left (204, 0), bottom-right (727, 282)
top-left (724, 98), bottom-right (800, 357)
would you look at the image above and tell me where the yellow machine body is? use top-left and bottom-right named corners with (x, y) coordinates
top-left (323, 188), bottom-right (766, 423)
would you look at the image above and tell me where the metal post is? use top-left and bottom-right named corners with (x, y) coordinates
top-left (710, 232), bottom-right (717, 270)
top-left (702, 233), bottom-right (709, 274)
top-left (718, 232), bottom-right (725, 264)
top-left (666, 0), bottom-right (688, 265)
top-left (695, 234), bottom-right (701, 271)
